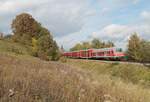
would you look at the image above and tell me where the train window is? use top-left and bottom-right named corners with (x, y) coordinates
top-left (98, 52), bottom-right (104, 55)
top-left (116, 48), bottom-right (122, 52)
top-left (98, 52), bottom-right (101, 55)
top-left (82, 51), bottom-right (88, 56)
top-left (107, 51), bottom-right (110, 54)
top-left (110, 50), bottom-right (113, 54)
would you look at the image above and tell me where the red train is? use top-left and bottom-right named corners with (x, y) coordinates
top-left (63, 47), bottom-right (127, 60)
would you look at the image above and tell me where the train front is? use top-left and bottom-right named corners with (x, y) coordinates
top-left (113, 48), bottom-right (128, 60)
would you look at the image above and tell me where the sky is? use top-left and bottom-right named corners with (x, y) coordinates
top-left (0, 0), bottom-right (150, 50)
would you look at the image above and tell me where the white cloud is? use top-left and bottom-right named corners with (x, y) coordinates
top-left (92, 24), bottom-right (130, 39)
top-left (101, 7), bottom-right (110, 15)
top-left (98, 0), bottom-right (140, 10)
top-left (0, 0), bottom-right (94, 36)
top-left (133, 0), bottom-right (140, 4)
top-left (141, 11), bottom-right (150, 21)
top-left (91, 24), bottom-right (150, 49)
top-left (0, 0), bottom-right (149, 50)
top-left (55, 33), bottom-right (83, 50)
top-left (0, 0), bottom-right (43, 13)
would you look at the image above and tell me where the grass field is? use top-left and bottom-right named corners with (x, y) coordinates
top-left (0, 40), bottom-right (150, 102)
top-left (0, 54), bottom-right (150, 102)
top-left (0, 40), bottom-right (30, 56)
top-left (66, 59), bottom-right (150, 87)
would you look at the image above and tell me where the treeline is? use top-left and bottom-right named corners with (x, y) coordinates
top-left (4, 13), bottom-right (60, 61)
top-left (70, 33), bottom-right (150, 63)
top-left (1, 13), bottom-right (149, 63)
top-left (127, 33), bottom-right (150, 63)
top-left (70, 39), bottom-right (114, 51)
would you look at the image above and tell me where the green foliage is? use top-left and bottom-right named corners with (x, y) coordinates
top-left (10, 13), bottom-right (60, 61)
top-left (82, 42), bottom-right (91, 49)
top-left (37, 35), bottom-right (60, 61)
top-left (105, 41), bottom-right (115, 48)
top-left (0, 40), bottom-right (30, 55)
top-left (70, 38), bottom-right (115, 51)
top-left (127, 33), bottom-right (142, 61)
top-left (67, 59), bottom-right (150, 87)
top-left (140, 40), bottom-right (150, 62)
top-left (37, 35), bottom-right (53, 60)
top-left (127, 33), bottom-right (150, 62)
top-left (111, 65), bottom-right (139, 83)
top-left (31, 38), bottom-right (38, 57)
top-left (3, 34), bottom-right (12, 40)
top-left (38, 27), bottom-right (51, 38)
top-left (11, 13), bottom-right (40, 45)
top-left (50, 41), bottom-right (60, 61)
top-left (91, 38), bottom-right (103, 48)
top-left (70, 43), bottom-right (82, 51)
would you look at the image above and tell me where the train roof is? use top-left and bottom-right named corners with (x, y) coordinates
top-left (64, 47), bottom-right (122, 53)
top-left (92, 47), bottom-right (117, 52)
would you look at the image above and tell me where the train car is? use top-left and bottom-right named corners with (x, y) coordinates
top-left (71, 51), bottom-right (80, 58)
top-left (91, 47), bottom-right (127, 60)
top-left (80, 49), bottom-right (93, 58)
top-left (63, 47), bottom-right (127, 60)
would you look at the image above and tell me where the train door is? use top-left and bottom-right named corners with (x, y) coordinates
top-left (88, 49), bottom-right (93, 58)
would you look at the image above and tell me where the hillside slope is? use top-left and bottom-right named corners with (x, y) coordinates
top-left (0, 40), bottom-right (30, 56)
top-left (0, 54), bottom-right (150, 102)
top-left (0, 54), bottom-right (104, 102)
top-left (66, 59), bottom-right (150, 87)
top-left (0, 40), bottom-right (150, 102)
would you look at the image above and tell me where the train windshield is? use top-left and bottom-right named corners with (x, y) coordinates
top-left (116, 48), bottom-right (122, 52)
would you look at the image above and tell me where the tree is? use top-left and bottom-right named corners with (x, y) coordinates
top-left (31, 38), bottom-right (38, 56)
top-left (50, 41), bottom-right (60, 61)
top-left (140, 40), bottom-right (150, 62)
top-left (127, 33), bottom-right (143, 61)
top-left (70, 38), bottom-right (115, 51)
top-left (11, 13), bottom-right (40, 44)
top-left (37, 34), bottom-right (54, 60)
top-left (105, 41), bottom-right (115, 48)
top-left (11, 13), bottom-right (60, 61)
top-left (82, 42), bottom-right (91, 49)
top-left (3, 34), bottom-right (13, 40)
top-left (91, 39), bottom-right (115, 48)
top-left (70, 43), bottom-right (82, 51)
top-left (91, 38), bottom-right (103, 48)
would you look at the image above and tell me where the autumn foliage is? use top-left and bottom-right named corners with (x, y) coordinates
top-left (11, 13), bottom-right (59, 60)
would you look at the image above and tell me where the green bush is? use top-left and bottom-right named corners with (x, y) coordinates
top-left (8, 46), bottom-right (23, 55)
top-left (110, 64), bottom-right (150, 85)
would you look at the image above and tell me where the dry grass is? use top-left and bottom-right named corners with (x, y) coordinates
top-left (0, 54), bottom-right (105, 102)
top-left (0, 54), bottom-right (150, 102)
top-left (0, 40), bottom-right (30, 56)
top-left (66, 59), bottom-right (150, 87)
top-left (64, 59), bottom-right (150, 102)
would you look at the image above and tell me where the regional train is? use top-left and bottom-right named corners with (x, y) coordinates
top-left (63, 47), bottom-right (127, 60)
